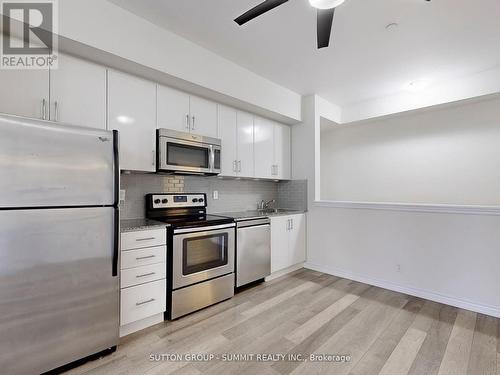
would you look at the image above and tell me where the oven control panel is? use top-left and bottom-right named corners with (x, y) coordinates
top-left (149, 193), bottom-right (206, 209)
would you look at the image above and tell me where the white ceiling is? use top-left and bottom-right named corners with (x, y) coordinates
top-left (109, 0), bottom-right (500, 109)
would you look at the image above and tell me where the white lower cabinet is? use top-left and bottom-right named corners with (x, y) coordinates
top-left (121, 262), bottom-right (167, 289)
top-left (121, 246), bottom-right (166, 269)
top-left (120, 279), bottom-right (166, 326)
top-left (121, 228), bottom-right (166, 250)
top-left (288, 214), bottom-right (306, 265)
top-left (271, 214), bottom-right (306, 273)
top-left (120, 228), bottom-right (167, 336)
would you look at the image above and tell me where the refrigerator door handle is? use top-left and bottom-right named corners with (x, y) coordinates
top-left (112, 130), bottom-right (120, 277)
top-left (113, 208), bottom-right (119, 277)
top-left (113, 130), bottom-right (120, 206)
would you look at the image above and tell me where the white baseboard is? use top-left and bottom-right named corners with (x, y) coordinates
top-left (304, 262), bottom-right (500, 318)
top-left (119, 313), bottom-right (164, 338)
top-left (266, 263), bottom-right (305, 282)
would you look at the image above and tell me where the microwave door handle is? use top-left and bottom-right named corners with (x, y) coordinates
top-left (209, 146), bottom-right (215, 171)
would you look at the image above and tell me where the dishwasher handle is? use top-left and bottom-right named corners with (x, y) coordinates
top-left (237, 219), bottom-right (270, 229)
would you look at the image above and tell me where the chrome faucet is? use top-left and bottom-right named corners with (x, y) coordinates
top-left (259, 199), bottom-right (276, 210)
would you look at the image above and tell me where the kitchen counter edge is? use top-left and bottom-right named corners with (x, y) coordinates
top-left (120, 218), bottom-right (169, 233)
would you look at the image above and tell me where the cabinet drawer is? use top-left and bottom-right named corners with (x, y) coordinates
top-left (120, 279), bottom-right (166, 326)
top-left (121, 263), bottom-right (166, 289)
top-left (121, 246), bottom-right (166, 270)
top-left (121, 229), bottom-right (166, 250)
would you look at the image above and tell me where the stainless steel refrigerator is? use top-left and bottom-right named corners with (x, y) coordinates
top-left (0, 114), bottom-right (120, 374)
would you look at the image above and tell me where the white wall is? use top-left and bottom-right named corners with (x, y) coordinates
top-left (292, 95), bottom-right (341, 201)
top-left (342, 66), bottom-right (500, 123)
top-left (321, 95), bottom-right (500, 205)
top-left (297, 94), bottom-right (500, 318)
top-left (56, 0), bottom-right (301, 122)
top-left (306, 206), bottom-right (500, 317)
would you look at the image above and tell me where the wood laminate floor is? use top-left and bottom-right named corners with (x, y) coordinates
top-left (65, 269), bottom-right (500, 375)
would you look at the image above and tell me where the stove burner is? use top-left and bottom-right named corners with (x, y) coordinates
top-left (145, 193), bottom-right (234, 229)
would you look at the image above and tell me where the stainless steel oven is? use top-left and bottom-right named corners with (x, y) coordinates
top-left (146, 193), bottom-right (235, 320)
top-left (157, 129), bottom-right (221, 175)
top-left (173, 223), bottom-right (235, 289)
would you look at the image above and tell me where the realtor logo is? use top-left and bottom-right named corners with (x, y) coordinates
top-left (1, 0), bottom-right (58, 69)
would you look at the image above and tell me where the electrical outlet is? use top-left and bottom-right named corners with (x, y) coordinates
top-left (213, 190), bottom-right (219, 200)
top-left (396, 264), bottom-right (401, 272)
top-left (119, 189), bottom-right (126, 202)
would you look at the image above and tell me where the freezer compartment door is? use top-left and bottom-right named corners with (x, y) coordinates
top-left (0, 114), bottom-right (116, 207)
top-left (0, 207), bottom-right (119, 375)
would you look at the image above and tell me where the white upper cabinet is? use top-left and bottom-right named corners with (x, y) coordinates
top-left (254, 116), bottom-right (275, 179)
top-left (157, 85), bottom-right (190, 133)
top-left (218, 105), bottom-right (238, 177)
top-left (189, 96), bottom-right (218, 138)
top-left (218, 107), bottom-right (255, 178)
top-left (236, 111), bottom-right (255, 177)
top-left (0, 53), bottom-right (105, 129)
top-left (157, 85), bottom-right (217, 138)
top-left (254, 117), bottom-right (291, 180)
top-left (0, 68), bottom-right (49, 120)
top-left (108, 70), bottom-right (157, 172)
top-left (49, 54), bottom-right (106, 129)
top-left (274, 123), bottom-right (291, 180)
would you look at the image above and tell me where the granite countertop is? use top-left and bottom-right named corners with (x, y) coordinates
top-left (120, 218), bottom-right (169, 233)
top-left (213, 209), bottom-right (306, 220)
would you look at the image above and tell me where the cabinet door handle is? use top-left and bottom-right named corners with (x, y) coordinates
top-left (136, 272), bottom-right (155, 278)
top-left (41, 99), bottom-right (47, 120)
top-left (238, 160), bottom-right (242, 172)
top-left (186, 114), bottom-right (190, 129)
top-left (290, 219), bottom-right (293, 230)
top-left (136, 255), bottom-right (156, 260)
top-left (54, 101), bottom-right (59, 121)
top-left (136, 298), bottom-right (155, 306)
top-left (233, 160), bottom-right (237, 173)
top-left (191, 116), bottom-right (196, 130)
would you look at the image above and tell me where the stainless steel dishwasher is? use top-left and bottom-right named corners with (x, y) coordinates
top-left (236, 217), bottom-right (271, 287)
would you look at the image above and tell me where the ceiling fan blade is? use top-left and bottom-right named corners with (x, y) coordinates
top-left (234, 0), bottom-right (289, 26)
top-left (317, 8), bottom-right (335, 49)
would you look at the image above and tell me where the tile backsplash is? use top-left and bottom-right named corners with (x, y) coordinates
top-left (120, 173), bottom-right (307, 219)
top-left (277, 179), bottom-right (308, 211)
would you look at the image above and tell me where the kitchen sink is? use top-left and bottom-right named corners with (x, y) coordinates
top-left (257, 208), bottom-right (300, 214)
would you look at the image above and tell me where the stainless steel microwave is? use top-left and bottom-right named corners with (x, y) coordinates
top-left (157, 129), bottom-right (221, 175)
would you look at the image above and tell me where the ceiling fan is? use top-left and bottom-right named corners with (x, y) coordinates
top-left (234, 0), bottom-right (431, 49)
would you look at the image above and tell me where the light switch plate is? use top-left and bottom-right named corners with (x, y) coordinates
top-left (213, 190), bottom-right (219, 200)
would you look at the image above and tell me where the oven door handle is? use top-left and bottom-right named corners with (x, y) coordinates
top-left (173, 223), bottom-right (236, 234)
